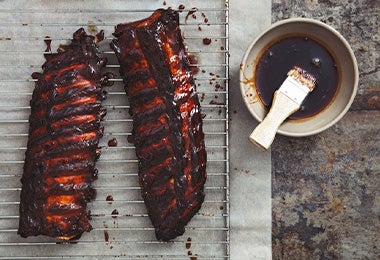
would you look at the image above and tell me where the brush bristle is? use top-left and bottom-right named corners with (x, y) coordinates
top-left (288, 66), bottom-right (317, 91)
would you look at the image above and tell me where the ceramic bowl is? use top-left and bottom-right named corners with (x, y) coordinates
top-left (240, 18), bottom-right (358, 137)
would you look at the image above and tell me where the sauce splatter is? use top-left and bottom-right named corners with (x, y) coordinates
top-left (202, 38), bottom-right (212, 45)
top-left (178, 4), bottom-right (185, 10)
top-left (111, 209), bottom-right (119, 218)
top-left (185, 237), bottom-right (192, 249)
top-left (185, 7), bottom-right (198, 22)
top-left (187, 54), bottom-right (199, 74)
top-left (101, 72), bottom-right (115, 87)
top-left (104, 230), bottom-right (109, 242)
top-left (108, 138), bottom-right (117, 147)
top-left (106, 195), bottom-right (114, 204)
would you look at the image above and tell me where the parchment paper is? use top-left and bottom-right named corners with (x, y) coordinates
top-left (229, 1), bottom-right (272, 259)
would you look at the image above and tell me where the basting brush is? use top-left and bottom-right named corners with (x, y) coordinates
top-left (249, 66), bottom-right (317, 150)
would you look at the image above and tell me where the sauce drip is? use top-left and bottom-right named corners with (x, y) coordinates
top-left (255, 36), bottom-right (339, 119)
top-left (44, 37), bottom-right (52, 52)
top-left (185, 8), bottom-right (198, 22)
top-left (106, 195), bottom-right (114, 204)
top-left (185, 237), bottom-right (192, 249)
top-left (187, 54), bottom-right (199, 74)
top-left (111, 209), bottom-right (119, 218)
top-left (104, 230), bottom-right (109, 242)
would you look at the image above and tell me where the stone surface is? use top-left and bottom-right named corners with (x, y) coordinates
top-left (271, 0), bottom-right (380, 259)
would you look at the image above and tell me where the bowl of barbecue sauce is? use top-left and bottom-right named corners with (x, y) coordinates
top-left (240, 18), bottom-right (358, 137)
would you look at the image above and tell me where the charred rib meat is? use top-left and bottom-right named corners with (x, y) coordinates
top-left (18, 28), bottom-right (107, 240)
top-left (111, 9), bottom-right (207, 241)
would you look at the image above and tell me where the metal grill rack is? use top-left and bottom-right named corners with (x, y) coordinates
top-left (0, 0), bottom-right (229, 258)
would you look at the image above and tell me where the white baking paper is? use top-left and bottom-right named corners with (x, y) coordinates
top-left (229, 1), bottom-right (272, 260)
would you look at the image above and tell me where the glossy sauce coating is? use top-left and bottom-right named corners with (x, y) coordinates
top-left (18, 28), bottom-right (106, 240)
top-left (111, 9), bottom-right (207, 241)
top-left (255, 36), bottom-right (340, 119)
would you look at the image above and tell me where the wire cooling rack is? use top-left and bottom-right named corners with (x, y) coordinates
top-left (0, 0), bottom-right (229, 259)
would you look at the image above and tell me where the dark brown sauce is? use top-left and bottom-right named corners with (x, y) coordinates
top-left (56, 241), bottom-right (78, 244)
top-left (202, 38), bottom-right (211, 45)
top-left (187, 54), bottom-right (199, 74)
top-left (101, 72), bottom-right (115, 87)
top-left (255, 36), bottom-right (340, 119)
top-left (106, 195), bottom-right (114, 204)
top-left (104, 230), bottom-right (109, 242)
top-left (185, 237), bottom-right (192, 249)
top-left (185, 8), bottom-right (198, 22)
top-left (178, 4), bottom-right (185, 10)
top-left (44, 37), bottom-right (51, 51)
top-left (201, 12), bottom-right (208, 23)
top-left (108, 138), bottom-right (118, 147)
top-left (127, 134), bottom-right (134, 144)
top-left (111, 209), bottom-right (119, 218)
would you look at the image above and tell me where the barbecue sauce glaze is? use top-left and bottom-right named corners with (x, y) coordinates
top-left (255, 36), bottom-right (340, 119)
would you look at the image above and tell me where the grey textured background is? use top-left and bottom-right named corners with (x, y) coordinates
top-left (271, 0), bottom-right (379, 259)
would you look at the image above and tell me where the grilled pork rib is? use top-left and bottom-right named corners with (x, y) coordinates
top-left (18, 28), bottom-right (107, 240)
top-left (111, 9), bottom-right (207, 241)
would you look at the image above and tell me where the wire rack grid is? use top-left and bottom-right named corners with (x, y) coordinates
top-left (0, 0), bottom-right (229, 259)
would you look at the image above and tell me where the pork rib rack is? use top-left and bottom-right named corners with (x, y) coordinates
top-left (111, 9), bottom-right (207, 241)
top-left (18, 28), bottom-right (107, 240)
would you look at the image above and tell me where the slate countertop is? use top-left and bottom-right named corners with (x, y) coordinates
top-left (270, 0), bottom-right (379, 259)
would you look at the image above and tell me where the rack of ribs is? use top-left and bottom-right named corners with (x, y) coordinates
top-left (18, 28), bottom-right (107, 240)
top-left (111, 9), bottom-right (207, 241)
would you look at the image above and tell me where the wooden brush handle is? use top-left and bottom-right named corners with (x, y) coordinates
top-left (249, 91), bottom-right (300, 150)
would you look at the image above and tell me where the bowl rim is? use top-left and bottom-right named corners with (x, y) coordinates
top-left (239, 17), bottom-right (359, 137)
